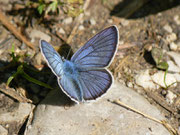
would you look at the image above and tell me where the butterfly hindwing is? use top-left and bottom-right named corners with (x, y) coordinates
top-left (71, 26), bottom-right (118, 68)
top-left (40, 40), bottom-right (63, 76)
top-left (58, 68), bottom-right (112, 102)
top-left (78, 69), bottom-right (112, 101)
top-left (58, 75), bottom-right (83, 102)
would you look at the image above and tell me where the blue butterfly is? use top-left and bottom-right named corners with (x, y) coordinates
top-left (40, 26), bottom-right (119, 103)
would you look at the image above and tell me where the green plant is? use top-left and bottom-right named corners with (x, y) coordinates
top-left (6, 44), bottom-right (52, 89)
top-left (37, 0), bottom-right (84, 17)
top-left (151, 47), bottom-right (176, 88)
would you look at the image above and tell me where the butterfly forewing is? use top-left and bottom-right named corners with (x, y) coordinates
top-left (71, 26), bottom-right (118, 68)
top-left (40, 40), bottom-right (63, 77)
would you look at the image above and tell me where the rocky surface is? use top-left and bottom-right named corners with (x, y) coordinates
top-left (25, 82), bottom-right (170, 135)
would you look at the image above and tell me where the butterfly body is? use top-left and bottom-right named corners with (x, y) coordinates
top-left (62, 60), bottom-right (78, 77)
top-left (40, 26), bottom-right (119, 103)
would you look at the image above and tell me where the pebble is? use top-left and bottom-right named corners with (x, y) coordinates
top-left (29, 29), bottom-right (51, 42)
top-left (163, 24), bottom-right (173, 33)
top-left (78, 25), bottom-right (85, 31)
top-left (58, 28), bottom-right (66, 34)
top-left (166, 33), bottom-right (177, 43)
top-left (21, 42), bottom-right (27, 50)
top-left (0, 102), bottom-right (33, 134)
top-left (0, 125), bottom-right (8, 135)
top-left (121, 19), bottom-right (129, 26)
top-left (26, 48), bottom-right (35, 58)
top-left (177, 41), bottom-right (180, 51)
top-left (126, 81), bottom-right (133, 88)
top-left (151, 71), bottom-right (177, 88)
top-left (167, 60), bottom-right (180, 73)
top-left (34, 52), bottom-right (43, 65)
top-left (169, 42), bottom-right (178, 51)
top-left (173, 15), bottom-right (180, 25)
top-left (107, 19), bottom-right (113, 24)
top-left (135, 70), bottom-right (157, 90)
top-left (84, 11), bottom-right (90, 16)
top-left (90, 18), bottom-right (96, 25)
top-left (63, 17), bottom-right (73, 24)
top-left (173, 73), bottom-right (180, 82)
top-left (92, 30), bottom-right (96, 34)
top-left (166, 90), bottom-right (177, 104)
top-left (167, 51), bottom-right (180, 68)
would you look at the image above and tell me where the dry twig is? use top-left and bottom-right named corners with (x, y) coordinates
top-left (0, 10), bottom-right (35, 50)
top-left (111, 99), bottom-right (178, 135)
top-left (0, 84), bottom-right (32, 103)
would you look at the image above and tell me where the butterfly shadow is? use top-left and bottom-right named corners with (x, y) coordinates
top-left (110, 0), bottom-right (180, 19)
top-left (39, 43), bottom-right (76, 106)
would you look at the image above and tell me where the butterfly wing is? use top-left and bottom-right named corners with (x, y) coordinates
top-left (58, 75), bottom-right (83, 102)
top-left (40, 40), bottom-right (63, 76)
top-left (58, 68), bottom-right (112, 102)
top-left (78, 68), bottom-right (112, 101)
top-left (71, 26), bottom-right (119, 68)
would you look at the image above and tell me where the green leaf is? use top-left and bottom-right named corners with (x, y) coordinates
top-left (49, 0), bottom-right (58, 12)
top-left (21, 71), bottom-right (53, 89)
top-left (38, 3), bottom-right (45, 14)
top-left (6, 65), bottom-right (23, 86)
top-left (157, 62), bottom-right (169, 70)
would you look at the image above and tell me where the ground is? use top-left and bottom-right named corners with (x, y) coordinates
top-left (0, 0), bottom-right (179, 134)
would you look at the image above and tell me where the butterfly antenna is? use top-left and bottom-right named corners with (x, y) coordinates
top-left (66, 47), bottom-right (72, 60)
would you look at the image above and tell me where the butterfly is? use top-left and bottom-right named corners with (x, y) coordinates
top-left (40, 26), bottom-right (119, 103)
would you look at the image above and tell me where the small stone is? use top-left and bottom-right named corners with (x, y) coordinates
top-left (166, 90), bottom-right (177, 104)
top-left (163, 24), bottom-right (173, 33)
top-left (90, 18), bottom-right (96, 25)
top-left (169, 42), bottom-right (178, 51)
top-left (121, 19), bottom-right (129, 26)
top-left (135, 70), bottom-right (157, 90)
top-left (78, 25), bottom-right (85, 31)
top-left (0, 102), bottom-right (33, 134)
top-left (151, 71), bottom-right (177, 88)
top-left (167, 51), bottom-right (180, 68)
top-left (84, 11), bottom-right (90, 16)
top-left (167, 60), bottom-right (180, 73)
top-left (63, 17), bottom-right (73, 24)
top-left (58, 28), bottom-right (66, 34)
top-left (166, 33), bottom-right (177, 43)
top-left (107, 19), bottom-right (113, 24)
top-left (126, 82), bottom-right (133, 88)
top-left (35, 52), bottom-right (43, 65)
top-left (119, 40), bottom-right (124, 45)
top-left (26, 48), bottom-right (35, 58)
top-left (177, 42), bottom-right (180, 51)
top-left (0, 125), bottom-right (8, 135)
top-left (30, 29), bottom-right (51, 42)
top-left (161, 89), bottom-right (167, 96)
top-left (174, 15), bottom-right (180, 25)
top-left (21, 42), bottom-right (26, 49)
top-left (92, 30), bottom-right (96, 34)
top-left (173, 73), bottom-right (180, 82)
